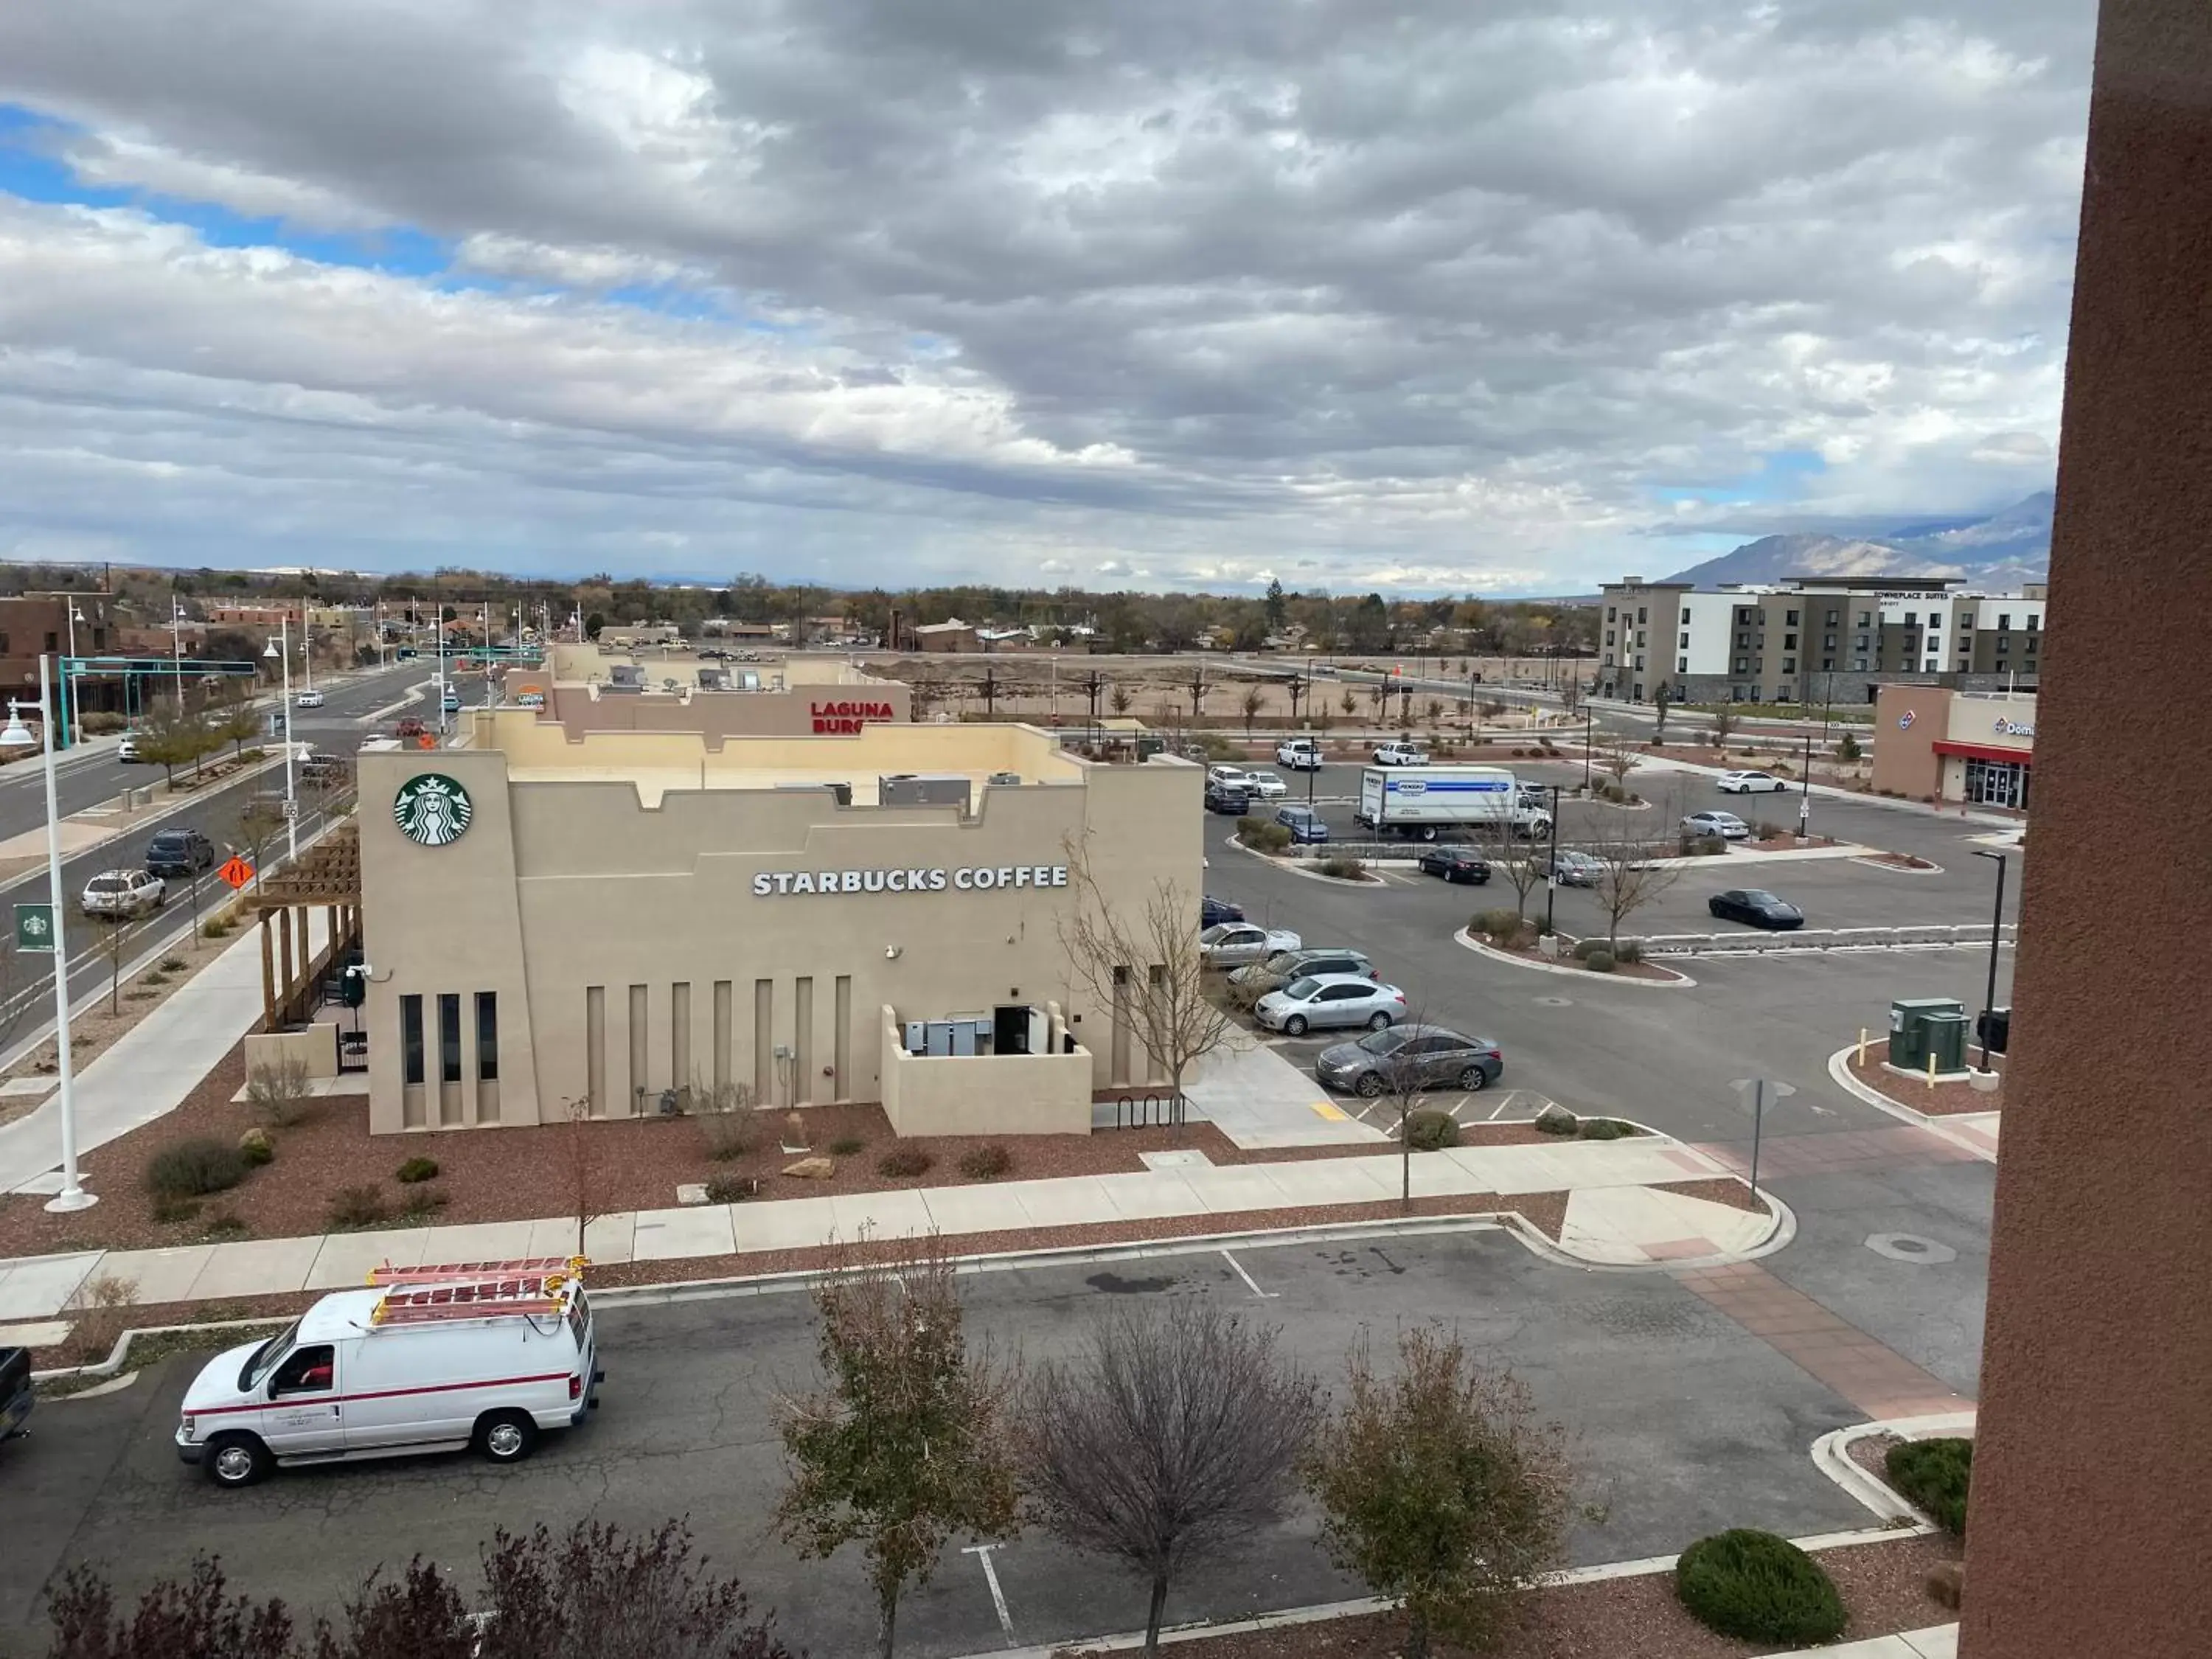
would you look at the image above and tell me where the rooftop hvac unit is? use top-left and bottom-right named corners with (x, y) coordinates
top-left (605, 664), bottom-right (644, 693)
top-left (697, 667), bottom-right (730, 689)
top-left (879, 773), bottom-right (972, 810)
top-left (987, 771), bottom-right (1021, 785)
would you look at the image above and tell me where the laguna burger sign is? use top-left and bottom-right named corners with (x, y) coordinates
top-left (753, 863), bottom-right (1070, 897)
top-left (811, 698), bottom-right (897, 734)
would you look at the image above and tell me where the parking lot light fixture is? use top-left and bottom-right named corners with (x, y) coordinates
top-left (1798, 731), bottom-right (1813, 841)
top-left (1971, 848), bottom-right (2009, 1070)
top-left (1543, 785), bottom-right (1562, 936)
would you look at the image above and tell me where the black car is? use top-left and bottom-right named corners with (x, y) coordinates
top-left (145, 827), bottom-right (216, 878)
top-left (1, 1344), bottom-right (31, 1444)
top-left (1417, 847), bottom-right (1491, 885)
top-left (1200, 894), bottom-right (1246, 928)
top-left (1708, 888), bottom-right (1805, 930)
top-left (1204, 782), bottom-right (1251, 815)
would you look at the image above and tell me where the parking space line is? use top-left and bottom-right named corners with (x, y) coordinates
top-left (1487, 1096), bottom-right (1509, 1120)
top-left (961, 1545), bottom-right (1017, 1646)
top-left (1220, 1248), bottom-right (1279, 1299)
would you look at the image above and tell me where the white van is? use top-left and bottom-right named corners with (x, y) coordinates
top-left (175, 1256), bottom-right (599, 1489)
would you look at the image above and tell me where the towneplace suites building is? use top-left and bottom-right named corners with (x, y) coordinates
top-left (355, 709), bottom-right (1200, 1141)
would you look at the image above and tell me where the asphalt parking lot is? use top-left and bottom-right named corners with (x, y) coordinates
top-left (3, 1231), bottom-right (1879, 1658)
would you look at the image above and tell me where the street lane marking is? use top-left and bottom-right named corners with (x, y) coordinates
top-left (1220, 1249), bottom-right (1279, 1299)
top-left (961, 1545), bottom-right (1017, 1646)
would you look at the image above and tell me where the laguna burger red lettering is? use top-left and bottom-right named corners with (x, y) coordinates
top-left (810, 699), bottom-right (897, 735)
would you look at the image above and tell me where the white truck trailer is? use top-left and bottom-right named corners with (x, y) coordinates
top-left (1356, 765), bottom-right (1552, 841)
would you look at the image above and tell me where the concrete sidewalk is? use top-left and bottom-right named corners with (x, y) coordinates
top-left (0, 1133), bottom-right (1771, 1324)
top-left (0, 908), bottom-right (331, 1197)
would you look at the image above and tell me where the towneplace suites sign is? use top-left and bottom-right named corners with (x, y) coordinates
top-left (752, 863), bottom-right (1070, 896)
top-left (810, 698), bottom-right (898, 734)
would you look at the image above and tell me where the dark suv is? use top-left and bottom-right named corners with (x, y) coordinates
top-left (1204, 780), bottom-right (1251, 815)
top-left (145, 827), bottom-right (216, 878)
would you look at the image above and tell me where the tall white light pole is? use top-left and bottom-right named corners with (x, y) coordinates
top-left (300, 613), bottom-right (314, 696)
top-left (170, 596), bottom-right (186, 712)
top-left (0, 662), bottom-right (97, 1209)
top-left (265, 625), bottom-right (298, 860)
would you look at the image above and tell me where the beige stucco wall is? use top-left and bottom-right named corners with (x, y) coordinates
top-left (358, 726), bottom-right (1199, 1134)
top-left (879, 1007), bottom-right (1093, 1136)
top-left (244, 1025), bottom-right (338, 1079)
top-left (538, 678), bottom-right (911, 741)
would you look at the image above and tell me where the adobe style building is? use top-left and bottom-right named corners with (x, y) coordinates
top-left (353, 714), bottom-right (1200, 1139)
top-left (1868, 686), bottom-right (2035, 810)
top-left (1596, 577), bottom-right (2048, 707)
top-left (528, 643), bottom-right (913, 740)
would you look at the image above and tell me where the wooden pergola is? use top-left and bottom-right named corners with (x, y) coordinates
top-left (251, 823), bottom-right (364, 1029)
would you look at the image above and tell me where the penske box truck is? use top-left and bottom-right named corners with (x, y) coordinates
top-left (1356, 766), bottom-right (1552, 841)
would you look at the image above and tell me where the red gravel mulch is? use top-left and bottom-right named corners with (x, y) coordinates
top-left (1742, 834), bottom-right (1840, 853)
top-left (1847, 1040), bottom-right (2006, 1116)
top-left (27, 1194), bottom-right (1567, 1371)
top-left (1860, 852), bottom-right (1940, 871)
top-left (0, 1040), bottom-right (1572, 1257)
top-left (1058, 1534), bottom-right (1961, 1658)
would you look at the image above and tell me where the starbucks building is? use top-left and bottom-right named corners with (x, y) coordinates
top-left (354, 711), bottom-right (1200, 1138)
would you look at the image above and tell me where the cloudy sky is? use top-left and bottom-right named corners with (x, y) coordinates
top-left (0, 1), bottom-right (2094, 595)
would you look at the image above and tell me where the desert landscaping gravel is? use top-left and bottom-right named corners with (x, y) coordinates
top-left (1848, 1039), bottom-right (2006, 1116)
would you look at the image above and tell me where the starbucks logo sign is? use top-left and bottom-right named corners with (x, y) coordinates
top-left (393, 773), bottom-right (473, 846)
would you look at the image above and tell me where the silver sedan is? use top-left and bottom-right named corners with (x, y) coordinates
top-left (1255, 974), bottom-right (1406, 1037)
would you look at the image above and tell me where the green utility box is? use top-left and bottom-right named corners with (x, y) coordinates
top-left (1920, 1012), bottom-right (1971, 1075)
top-left (1890, 998), bottom-right (1965, 1070)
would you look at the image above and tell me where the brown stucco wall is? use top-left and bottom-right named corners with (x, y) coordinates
top-left (1962, 5), bottom-right (2212, 1655)
top-left (1868, 685), bottom-right (1946, 799)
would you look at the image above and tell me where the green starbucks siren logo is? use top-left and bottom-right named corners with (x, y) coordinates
top-left (393, 773), bottom-right (473, 846)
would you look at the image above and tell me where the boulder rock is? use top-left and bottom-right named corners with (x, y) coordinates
top-left (1926, 1562), bottom-right (1964, 1610)
top-left (782, 1156), bottom-right (835, 1180)
top-left (238, 1127), bottom-right (274, 1164)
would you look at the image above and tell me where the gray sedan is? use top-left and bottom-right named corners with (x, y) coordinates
top-left (1315, 1023), bottom-right (1506, 1098)
top-left (1254, 975), bottom-right (1405, 1037)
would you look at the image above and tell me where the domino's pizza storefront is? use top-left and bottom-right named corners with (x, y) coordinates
top-left (355, 712), bottom-right (1200, 1138)
top-left (1871, 686), bottom-right (2036, 810)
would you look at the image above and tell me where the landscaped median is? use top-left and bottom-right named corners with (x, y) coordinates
top-left (1457, 917), bottom-right (1697, 986)
top-left (1838, 1037), bottom-right (2005, 1117)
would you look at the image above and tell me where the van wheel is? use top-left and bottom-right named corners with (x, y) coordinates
top-left (476, 1411), bottom-right (540, 1464)
top-left (205, 1433), bottom-right (271, 1489)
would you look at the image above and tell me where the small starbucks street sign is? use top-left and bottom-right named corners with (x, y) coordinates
top-left (15, 902), bottom-right (55, 953)
top-left (393, 773), bottom-right (474, 847)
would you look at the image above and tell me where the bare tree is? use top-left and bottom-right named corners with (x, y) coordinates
top-left (1306, 1326), bottom-right (1578, 1659)
top-left (1481, 822), bottom-right (1549, 921)
top-left (1057, 837), bottom-right (1234, 1121)
top-left (1584, 817), bottom-right (1684, 948)
top-left (94, 914), bottom-right (131, 1015)
top-left (562, 1096), bottom-right (600, 1256)
top-left (775, 1233), bottom-right (1020, 1659)
top-left (234, 796), bottom-right (288, 890)
top-left (1108, 681), bottom-right (1134, 717)
top-left (247, 1053), bottom-right (315, 1127)
top-left (210, 681), bottom-right (263, 760)
top-left (1338, 687), bottom-right (1357, 717)
top-left (1239, 684), bottom-right (1265, 736)
top-left (1017, 1301), bottom-right (1321, 1656)
top-left (1357, 1011), bottom-right (1447, 1213)
top-left (1709, 705), bottom-right (1735, 751)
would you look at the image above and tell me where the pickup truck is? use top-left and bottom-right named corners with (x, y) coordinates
top-left (1275, 737), bottom-right (1325, 771)
top-left (1, 1344), bottom-right (32, 1444)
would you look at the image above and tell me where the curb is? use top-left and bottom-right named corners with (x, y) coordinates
top-left (1826, 1047), bottom-right (1998, 1162)
top-left (1453, 927), bottom-right (1698, 989)
top-left (1225, 832), bottom-right (1408, 882)
top-left (1810, 1411), bottom-right (1977, 1526)
top-left (1848, 856), bottom-right (1946, 877)
top-left (951, 1518), bottom-right (1931, 1659)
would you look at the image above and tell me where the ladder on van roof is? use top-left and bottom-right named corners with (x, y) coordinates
top-left (364, 1256), bottom-right (584, 1287)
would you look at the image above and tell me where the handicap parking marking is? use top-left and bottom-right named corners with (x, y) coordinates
top-left (1311, 1099), bottom-right (1350, 1121)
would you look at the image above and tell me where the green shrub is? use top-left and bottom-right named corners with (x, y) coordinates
top-left (1578, 1118), bottom-right (1633, 1140)
top-left (325, 1183), bottom-right (391, 1230)
top-left (201, 918), bottom-right (232, 939)
top-left (1405, 1109), bottom-right (1459, 1152)
top-left (237, 1128), bottom-right (274, 1167)
top-left (1683, 833), bottom-right (1726, 857)
top-left (957, 1143), bottom-right (1013, 1181)
top-left (1237, 814), bottom-right (1268, 842)
top-left (877, 1145), bottom-right (935, 1179)
top-left (704, 1173), bottom-right (754, 1203)
top-left (160, 956), bottom-right (188, 973)
top-left (1475, 907), bottom-right (1525, 943)
top-left (1533, 1106), bottom-right (1580, 1135)
top-left (1318, 856), bottom-right (1367, 881)
top-left (201, 1209), bottom-right (251, 1241)
top-left (1615, 939), bottom-right (1644, 964)
top-left (395, 1155), bottom-right (440, 1184)
top-left (1837, 731), bottom-right (1862, 762)
top-left (1674, 1529), bottom-right (1846, 1645)
top-left (1583, 948), bottom-right (1616, 973)
top-left (146, 1138), bottom-right (249, 1199)
top-left (1753, 820), bottom-right (1788, 841)
top-left (1569, 938), bottom-right (1596, 959)
top-left (1256, 822), bottom-right (1293, 852)
top-left (79, 712), bottom-right (128, 734)
top-left (828, 1135), bottom-right (867, 1157)
top-left (1886, 1437), bottom-right (1973, 1535)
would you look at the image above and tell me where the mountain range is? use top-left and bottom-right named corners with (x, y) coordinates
top-left (1663, 491), bottom-right (2053, 591)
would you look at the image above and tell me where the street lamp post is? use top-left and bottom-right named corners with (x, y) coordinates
top-left (1971, 849), bottom-right (2009, 1069)
top-left (1543, 785), bottom-right (1562, 936)
top-left (265, 625), bottom-right (298, 861)
top-left (1, 664), bottom-right (97, 1210)
top-left (1798, 730), bottom-right (1813, 841)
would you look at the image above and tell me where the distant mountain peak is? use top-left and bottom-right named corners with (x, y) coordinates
top-left (1663, 493), bottom-right (2051, 590)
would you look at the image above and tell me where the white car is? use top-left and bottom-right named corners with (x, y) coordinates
top-left (1717, 770), bottom-right (1788, 793)
top-left (295, 689), bottom-right (326, 709)
top-left (1200, 923), bottom-right (1302, 967)
top-left (1372, 742), bottom-right (1429, 767)
top-left (1683, 810), bottom-right (1752, 841)
top-left (1206, 764), bottom-right (1254, 791)
top-left (82, 868), bottom-right (167, 919)
top-left (1275, 737), bottom-right (1324, 771)
top-left (1243, 770), bottom-right (1288, 799)
top-left (1255, 975), bottom-right (1407, 1037)
top-left (176, 1258), bottom-right (599, 1489)
top-left (116, 733), bottom-right (142, 762)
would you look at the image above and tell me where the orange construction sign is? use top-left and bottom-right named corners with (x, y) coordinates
top-left (218, 856), bottom-right (255, 891)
